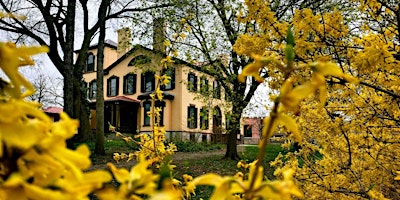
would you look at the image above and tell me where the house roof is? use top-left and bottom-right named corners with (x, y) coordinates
top-left (75, 39), bottom-right (117, 52)
top-left (43, 107), bottom-right (63, 114)
top-left (104, 44), bottom-right (205, 75)
top-left (105, 96), bottom-right (140, 103)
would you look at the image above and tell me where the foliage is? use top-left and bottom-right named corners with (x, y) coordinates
top-left (235, 0), bottom-right (400, 199)
top-left (0, 42), bottom-right (111, 199)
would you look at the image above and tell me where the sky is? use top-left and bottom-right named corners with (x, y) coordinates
top-left (0, 1), bottom-right (272, 116)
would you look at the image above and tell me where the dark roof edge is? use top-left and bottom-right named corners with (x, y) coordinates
top-left (74, 40), bottom-right (117, 53)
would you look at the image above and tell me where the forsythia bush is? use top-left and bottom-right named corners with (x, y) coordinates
top-left (235, 0), bottom-right (400, 199)
top-left (0, 42), bottom-right (111, 199)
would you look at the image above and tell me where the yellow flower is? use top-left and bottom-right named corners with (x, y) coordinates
top-left (161, 74), bottom-right (171, 86)
top-left (155, 87), bottom-right (163, 101)
top-left (0, 42), bottom-right (48, 98)
top-left (238, 61), bottom-right (265, 83)
top-left (105, 154), bottom-right (159, 198)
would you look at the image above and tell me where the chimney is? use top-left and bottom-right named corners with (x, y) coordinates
top-left (117, 27), bottom-right (131, 58)
top-left (153, 18), bottom-right (166, 54)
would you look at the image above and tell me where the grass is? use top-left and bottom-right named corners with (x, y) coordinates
top-left (173, 143), bottom-right (285, 199)
top-left (174, 141), bottom-right (225, 152)
top-left (241, 144), bottom-right (288, 179)
top-left (78, 138), bottom-right (286, 199)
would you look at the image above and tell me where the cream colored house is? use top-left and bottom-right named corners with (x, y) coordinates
top-left (81, 30), bottom-right (231, 142)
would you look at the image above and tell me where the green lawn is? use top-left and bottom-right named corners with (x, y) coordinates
top-left (173, 144), bottom-right (285, 199)
top-left (77, 138), bottom-right (286, 200)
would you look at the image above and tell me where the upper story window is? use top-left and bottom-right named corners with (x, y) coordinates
top-left (129, 55), bottom-right (151, 66)
top-left (161, 67), bottom-right (175, 91)
top-left (187, 105), bottom-right (198, 129)
top-left (141, 71), bottom-right (155, 92)
top-left (107, 76), bottom-right (119, 97)
top-left (213, 80), bottom-right (221, 99)
top-left (200, 107), bottom-right (209, 130)
top-left (87, 53), bottom-right (95, 72)
top-left (123, 74), bottom-right (136, 95)
top-left (88, 80), bottom-right (96, 99)
top-left (200, 76), bottom-right (209, 96)
top-left (188, 72), bottom-right (197, 92)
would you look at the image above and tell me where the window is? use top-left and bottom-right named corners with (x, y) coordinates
top-left (200, 77), bottom-right (209, 96)
top-left (188, 72), bottom-right (197, 92)
top-left (123, 74), bottom-right (136, 94)
top-left (161, 67), bottom-right (175, 91)
top-left (187, 105), bottom-right (198, 129)
top-left (87, 53), bottom-right (95, 72)
top-left (200, 108), bottom-right (209, 130)
top-left (88, 80), bottom-right (96, 99)
top-left (244, 125), bottom-right (252, 137)
top-left (213, 80), bottom-right (221, 99)
top-left (143, 101), bottom-right (151, 126)
top-left (107, 76), bottom-right (119, 96)
top-left (213, 106), bottom-right (222, 133)
top-left (141, 71), bottom-right (155, 92)
top-left (143, 101), bottom-right (165, 126)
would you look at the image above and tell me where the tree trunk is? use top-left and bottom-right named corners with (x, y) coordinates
top-left (64, 0), bottom-right (76, 149)
top-left (72, 77), bottom-right (91, 141)
top-left (224, 104), bottom-right (242, 160)
top-left (94, 0), bottom-right (109, 155)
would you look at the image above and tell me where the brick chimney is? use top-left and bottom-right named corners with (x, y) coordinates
top-left (153, 18), bottom-right (166, 54)
top-left (117, 27), bottom-right (131, 58)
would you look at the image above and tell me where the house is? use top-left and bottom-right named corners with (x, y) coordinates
top-left (241, 117), bottom-right (262, 144)
top-left (81, 24), bottom-right (231, 143)
top-left (43, 107), bottom-right (63, 122)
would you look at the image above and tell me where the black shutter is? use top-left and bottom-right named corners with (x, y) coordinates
top-left (194, 107), bottom-right (198, 128)
top-left (187, 106), bottom-right (190, 128)
top-left (133, 74), bottom-right (137, 94)
top-left (106, 78), bottom-right (110, 96)
top-left (194, 75), bottom-right (198, 91)
top-left (123, 76), bottom-right (127, 94)
top-left (151, 72), bottom-right (155, 91)
top-left (141, 73), bottom-right (145, 93)
top-left (115, 77), bottom-right (119, 96)
top-left (171, 68), bottom-right (175, 90)
top-left (187, 73), bottom-right (191, 90)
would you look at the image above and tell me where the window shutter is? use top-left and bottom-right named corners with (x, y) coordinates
top-left (187, 106), bottom-right (190, 128)
top-left (151, 72), bottom-right (155, 91)
top-left (106, 78), bottom-right (110, 96)
top-left (194, 107), bottom-right (198, 128)
top-left (141, 73), bottom-right (145, 93)
top-left (194, 75), bottom-right (198, 91)
top-left (170, 68), bottom-right (175, 90)
top-left (187, 73), bottom-right (191, 90)
top-left (115, 77), bottom-right (120, 96)
top-left (133, 74), bottom-right (137, 94)
top-left (123, 76), bottom-right (127, 94)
